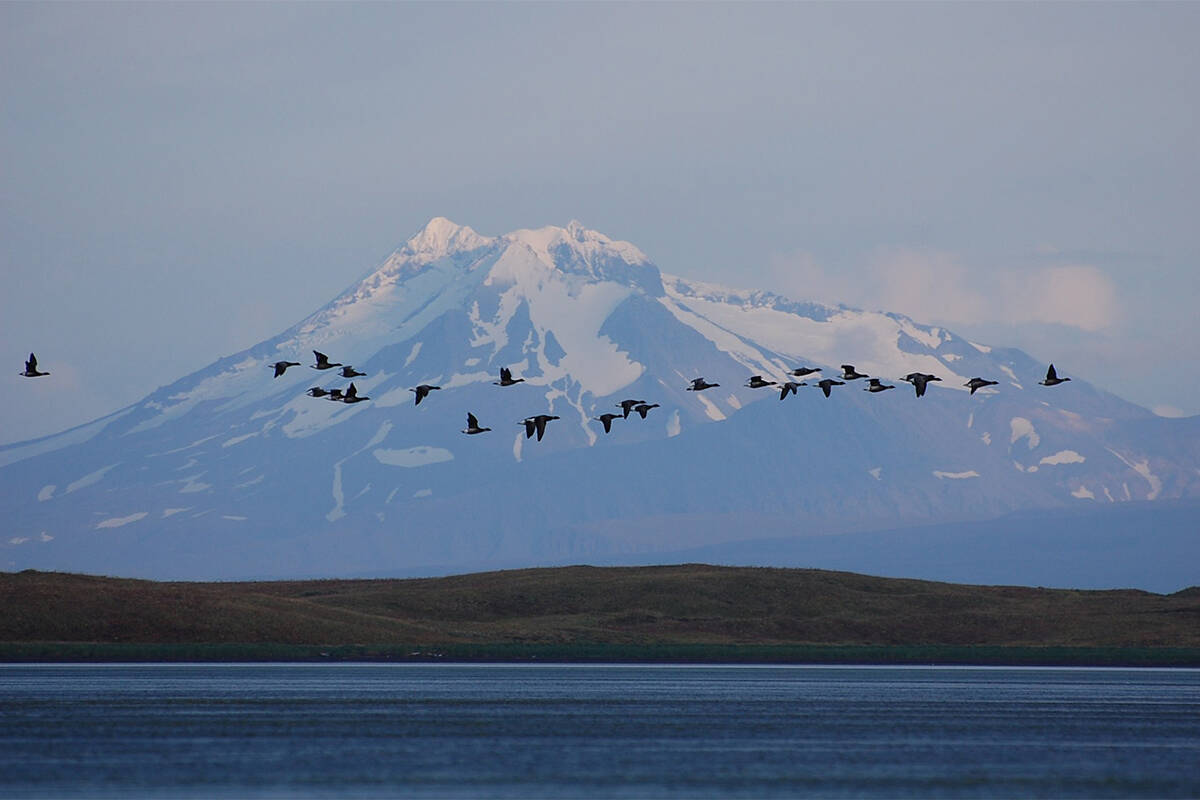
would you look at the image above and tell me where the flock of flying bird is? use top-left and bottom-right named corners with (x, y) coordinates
top-left (19, 350), bottom-right (1072, 445)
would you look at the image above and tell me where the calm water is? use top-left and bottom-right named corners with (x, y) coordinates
top-left (1, 664), bottom-right (1198, 798)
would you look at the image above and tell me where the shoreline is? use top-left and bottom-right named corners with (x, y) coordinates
top-left (4, 642), bottom-right (1200, 668)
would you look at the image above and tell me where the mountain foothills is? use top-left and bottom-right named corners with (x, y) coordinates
top-left (3, 219), bottom-right (1197, 584)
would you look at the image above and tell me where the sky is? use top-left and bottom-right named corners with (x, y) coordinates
top-left (3, 2), bottom-right (1198, 445)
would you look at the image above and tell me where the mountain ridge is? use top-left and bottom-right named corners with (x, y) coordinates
top-left (1, 217), bottom-right (1195, 583)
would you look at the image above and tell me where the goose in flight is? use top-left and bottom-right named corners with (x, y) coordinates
top-left (965, 377), bottom-right (999, 395)
top-left (594, 413), bottom-right (621, 434)
top-left (411, 384), bottom-right (441, 406)
top-left (462, 412), bottom-right (491, 435)
top-left (342, 382), bottom-right (369, 403)
top-left (1039, 364), bottom-right (1071, 387)
top-left (521, 414), bottom-right (560, 441)
top-left (20, 353), bottom-right (49, 378)
top-left (865, 378), bottom-right (894, 393)
top-left (339, 366), bottom-right (365, 379)
top-left (306, 387), bottom-right (330, 398)
top-left (633, 403), bottom-right (660, 419)
top-left (840, 364), bottom-right (868, 380)
top-left (745, 376), bottom-right (777, 389)
top-left (789, 367), bottom-right (821, 377)
top-left (494, 367), bottom-right (525, 387)
top-left (617, 399), bottom-right (647, 419)
top-left (779, 381), bottom-right (804, 400)
top-left (687, 377), bottom-right (719, 391)
top-left (902, 372), bottom-right (941, 398)
top-left (816, 378), bottom-right (844, 397)
top-left (310, 351), bottom-right (342, 370)
top-left (271, 360), bottom-right (300, 378)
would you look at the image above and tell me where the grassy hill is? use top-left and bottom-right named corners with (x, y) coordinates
top-left (2, 565), bottom-right (1198, 664)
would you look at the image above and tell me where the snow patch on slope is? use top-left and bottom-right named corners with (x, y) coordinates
top-left (96, 512), bottom-right (148, 529)
top-left (1040, 450), bottom-right (1085, 466)
top-left (373, 447), bottom-right (454, 468)
top-left (1010, 418), bottom-right (1040, 449)
top-left (1106, 449), bottom-right (1162, 500)
top-left (933, 470), bottom-right (980, 480)
top-left (66, 464), bottom-right (120, 494)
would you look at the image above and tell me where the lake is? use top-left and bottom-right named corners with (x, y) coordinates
top-left (2, 664), bottom-right (1198, 797)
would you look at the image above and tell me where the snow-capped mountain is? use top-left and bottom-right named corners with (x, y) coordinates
top-left (3, 218), bottom-right (1197, 582)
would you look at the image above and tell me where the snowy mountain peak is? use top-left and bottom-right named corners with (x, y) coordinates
top-left (401, 217), bottom-right (494, 262)
top-left (503, 222), bottom-right (660, 294)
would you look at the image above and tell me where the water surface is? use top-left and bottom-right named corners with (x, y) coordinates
top-left (2, 664), bottom-right (1198, 797)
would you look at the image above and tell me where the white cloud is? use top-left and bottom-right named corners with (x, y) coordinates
top-left (1001, 265), bottom-right (1119, 332)
top-left (767, 248), bottom-right (1120, 332)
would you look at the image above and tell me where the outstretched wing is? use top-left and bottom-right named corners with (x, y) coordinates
top-left (1046, 363), bottom-right (1058, 381)
top-left (500, 367), bottom-right (511, 381)
top-left (27, 353), bottom-right (36, 371)
top-left (467, 412), bottom-right (479, 428)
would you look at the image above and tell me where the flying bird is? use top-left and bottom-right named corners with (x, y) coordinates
top-left (745, 376), bottom-right (777, 389)
top-left (789, 367), bottom-right (821, 377)
top-left (865, 378), bottom-right (894, 393)
top-left (20, 353), bottom-right (49, 378)
top-left (965, 377), bottom-right (999, 395)
top-left (840, 364), bottom-right (868, 380)
top-left (339, 366), bottom-right (365, 379)
top-left (687, 377), bottom-right (719, 391)
top-left (521, 414), bottom-right (560, 441)
top-left (271, 361), bottom-right (300, 378)
top-left (310, 351), bottom-right (342, 370)
top-left (494, 367), bottom-right (525, 387)
top-left (462, 412), bottom-right (491, 435)
top-left (306, 387), bottom-right (330, 398)
top-left (326, 388), bottom-right (345, 401)
top-left (1039, 364), bottom-right (1071, 387)
top-left (411, 384), bottom-right (441, 405)
top-left (594, 413), bottom-right (622, 434)
top-left (816, 378), bottom-right (844, 397)
top-left (779, 381), bottom-right (804, 400)
top-left (341, 382), bottom-right (369, 403)
top-left (617, 399), bottom-right (647, 419)
top-left (902, 372), bottom-right (942, 398)
top-left (633, 403), bottom-right (660, 419)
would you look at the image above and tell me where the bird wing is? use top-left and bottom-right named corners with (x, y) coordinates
top-left (467, 412), bottom-right (479, 428)
top-left (313, 350), bottom-right (328, 366)
top-left (1046, 364), bottom-right (1058, 381)
top-left (28, 353), bottom-right (37, 371)
top-left (500, 367), bottom-right (511, 381)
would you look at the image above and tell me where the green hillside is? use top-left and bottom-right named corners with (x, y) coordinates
top-left (3, 565), bottom-right (1198, 664)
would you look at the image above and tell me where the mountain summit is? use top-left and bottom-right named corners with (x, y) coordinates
top-left (2, 218), bottom-right (1196, 581)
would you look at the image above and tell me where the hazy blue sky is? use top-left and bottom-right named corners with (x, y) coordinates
top-left (3, 2), bottom-right (1198, 444)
